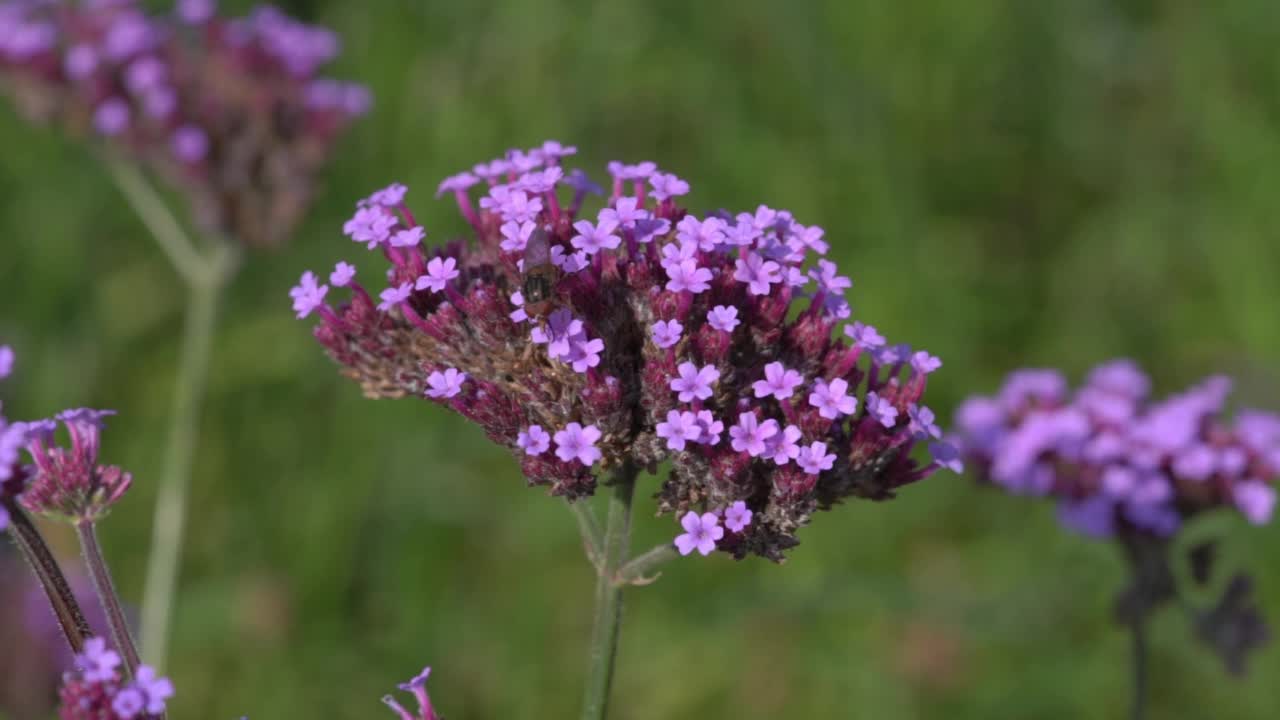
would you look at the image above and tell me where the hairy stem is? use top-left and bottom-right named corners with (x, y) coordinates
top-left (139, 278), bottom-right (222, 670)
top-left (579, 462), bottom-right (638, 720)
top-left (4, 500), bottom-right (92, 653)
top-left (76, 521), bottom-right (141, 676)
top-left (571, 500), bottom-right (604, 570)
top-left (1130, 612), bottom-right (1148, 720)
top-left (613, 544), bottom-right (677, 586)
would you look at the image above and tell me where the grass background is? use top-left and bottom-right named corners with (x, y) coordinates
top-left (2, 0), bottom-right (1279, 717)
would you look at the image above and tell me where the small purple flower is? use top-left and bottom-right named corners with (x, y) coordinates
top-left (567, 335), bottom-right (605, 373)
top-left (539, 140), bottom-right (577, 161)
top-left (500, 189), bottom-right (542, 224)
top-left (796, 441), bottom-right (837, 475)
top-left (723, 501), bottom-right (753, 533)
top-left (93, 98), bottom-right (131, 136)
top-left (383, 665), bottom-right (440, 720)
top-left (289, 271), bottom-right (329, 319)
top-left (651, 319), bottom-right (683, 349)
top-left (790, 223), bottom-right (829, 255)
top-left (564, 168), bottom-right (603, 196)
top-left (365, 183), bottom-right (409, 207)
top-left (753, 362), bottom-right (804, 400)
top-left (330, 262), bottom-right (356, 287)
top-left (599, 197), bottom-right (647, 228)
top-left (675, 216), bottom-right (725, 251)
top-left (500, 220), bottom-right (536, 253)
top-left (725, 220), bottom-right (761, 247)
top-left (416, 257), bottom-right (460, 293)
top-left (656, 410), bottom-right (702, 451)
top-left (670, 362), bottom-right (720, 403)
top-left (554, 423), bottom-right (603, 466)
top-left (844, 322), bottom-right (886, 350)
top-left (377, 282), bottom-right (413, 312)
top-left (729, 413), bottom-right (778, 457)
top-left (77, 637), bottom-right (121, 683)
top-left (509, 291), bottom-right (528, 323)
top-left (64, 44), bottom-right (99, 80)
top-left (763, 423), bottom-right (803, 466)
top-left (734, 252), bottom-right (783, 296)
top-left (530, 309), bottom-right (583, 361)
top-left (436, 172), bottom-right (478, 197)
top-left (693, 410), bottom-right (724, 446)
top-left (124, 57), bottom-right (166, 94)
top-left (674, 511), bottom-right (724, 556)
top-left (425, 368), bottom-right (467, 399)
top-left (0, 345), bottom-right (14, 379)
top-left (517, 425), bottom-right (551, 456)
top-left (177, 0), bottom-right (215, 24)
top-left (660, 240), bottom-right (697, 271)
top-left (649, 172), bottom-right (690, 201)
top-left (551, 247), bottom-right (590, 273)
top-left (344, 206), bottom-right (397, 249)
top-left (706, 306), bottom-right (740, 333)
top-left (808, 378), bottom-right (858, 419)
top-left (865, 391), bottom-right (899, 428)
top-left (171, 125), bottom-right (209, 163)
top-left (517, 167), bottom-right (563, 194)
top-left (390, 227), bottom-right (426, 248)
top-left (808, 260), bottom-right (851, 295)
top-left (908, 405), bottom-right (942, 439)
top-left (607, 161), bottom-right (657, 181)
top-left (665, 259), bottom-right (712, 294)
top-left (930, 442), bottom-right (965, 474)
top-left (1234, 481), bottom-right (1276, 525)
top-left (1172, 444), bottom-right (1216, 481)
top-left (507, 149), bottom-right (543, 174)
top-left (570, 218), bottom-right (621, 255)
top-left (473, 158), bottom-right (510, 180)
top-left (911, 351), bottom-right (942, 375)
top-left (113, 688), bottom-right (146, 718)
top-left (133, 665), bottom-right (174, 714)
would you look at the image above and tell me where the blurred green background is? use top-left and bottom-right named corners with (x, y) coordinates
top-left (3, 0), bottom-right (1280, 717)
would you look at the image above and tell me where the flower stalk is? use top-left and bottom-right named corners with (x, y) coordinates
top-left (76, 520), bottom-right (142, 680)
top-left (3, 498), bottom-right (92, 653)
top-left (580, 462), bottom-right (638, 720)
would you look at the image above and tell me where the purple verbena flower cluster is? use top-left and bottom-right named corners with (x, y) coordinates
top-left (19, 408), bottom-right (131, 523)
top-left (294, 142), bottom-right (960, 560)
top-left (1, 343), bottom-right (28, 531)
top-left (0, 0), bottom-right (367, 246)
top-left (382, 666), bottom-right (439, 720)
top-left (57, 637), bottom-right (173, 720)
top-left (954, 360), bottom-right (1278, 538)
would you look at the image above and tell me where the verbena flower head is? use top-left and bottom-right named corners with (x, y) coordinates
top-left (296, 143), bottom-right (959, 560)
top-left (382, 666), bottom-right (439, 720)
top-left (58, 637), bottom-right (174, 719)
top-left (954, 360), bottom-right (1278, 539)
top-left (20, 408), bottom-right (132, 523)
top-left (1, 344), bottom-right (30, 531)
top-left (0, 0), bottom-right (367, 247)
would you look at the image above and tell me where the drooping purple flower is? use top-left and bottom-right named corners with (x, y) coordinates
top-left (665, 259), bottom-right (713, 294)
top-left (670, 362), bottom-right (719, 403)
top-left (723, 501), bottom-right (753, 533)
top-left (390, 227), bottom-right (426, 248)
top-left (554, 423), bottom-right (602, 466)
top-left (651, 320), bottom-right (683, 349)
top-left (425, 369), bottom-right (467, 399)
top-left (416, 257), bottom-right (460, 293)
top-left (517, 426), bottom-right (551, 456)
top-left (753, 362), bottom-right (804, 400)
top-left (729, 413), bottom-right (778, 457)
top-left (733, 252), bottom-right (783, 295)
top-left (674, 511), bottom-right (724, 556)
top-left (570, 218), bottom-right (621, 255)
top-left (656, 410), bottom-right (701, 451)
top-left (808, 378), bottom-right (858, 419)
top-left (796, 441), bottom-right (837, 475)
top-left (377, 282), bottom-right (413, 312)
top-left (706, 306), bottom-right (740, 333)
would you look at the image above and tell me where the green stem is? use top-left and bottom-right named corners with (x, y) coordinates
top-left (613, 544), bottom-right (677, 586)
top-left (571, 500), bottom-right (604, 570)
top-left (139, 278), bottom-right (222, 670)
top-left (1130, 613), bottom-right (1148, 720)
top-left (579, 462), bottom-right (638, 720)
top-left (103, 157), bottom-right (208, 286)
top-left (4, 499), bottom-right (92, 653)
top-left (76, 520), bottom-right (142, 677)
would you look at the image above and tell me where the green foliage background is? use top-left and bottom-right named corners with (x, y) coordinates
top-left (3, 0), bottom-right (1279, 717)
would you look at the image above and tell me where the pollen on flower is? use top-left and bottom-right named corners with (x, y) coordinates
top-left (296, 142), bottom-right (960, 558)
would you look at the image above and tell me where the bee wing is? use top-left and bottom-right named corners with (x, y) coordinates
top-left (525, 227), bottom-right (552, 268)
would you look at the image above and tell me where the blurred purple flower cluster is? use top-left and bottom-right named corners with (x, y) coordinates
top-left (57, 637), bottom-right (173, 719)
top-left (0, 0), bottom-right (367, 246)
top-left (292, 142), bottom-right (961, 560)
top-left (954, 360), bottom-right (1277, 538)
top-left (1, 343), bottom-right (27, 531)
